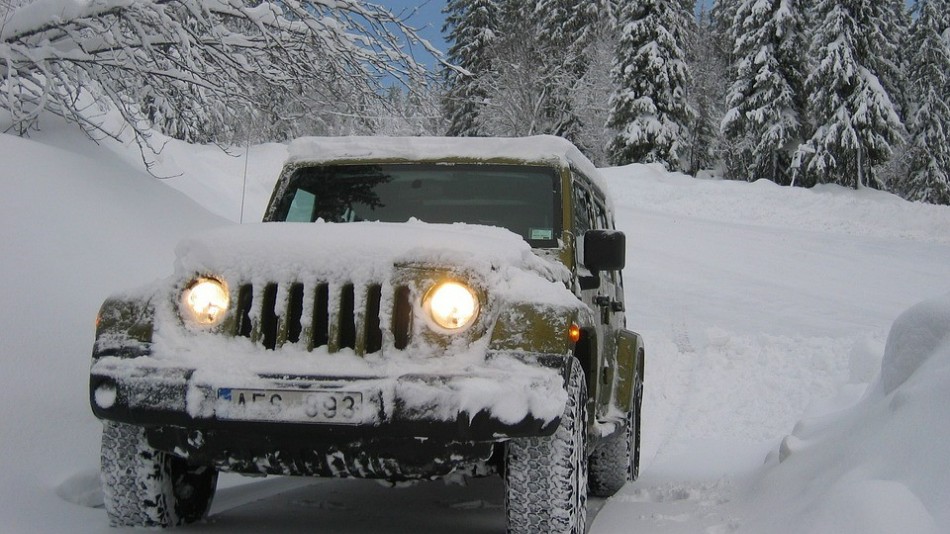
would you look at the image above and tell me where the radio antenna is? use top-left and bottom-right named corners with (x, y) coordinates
top-left (240, 124), bottom-right (251, 224)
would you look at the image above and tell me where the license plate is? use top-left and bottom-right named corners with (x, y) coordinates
top-left (216, 388), bottom-right (363, 424)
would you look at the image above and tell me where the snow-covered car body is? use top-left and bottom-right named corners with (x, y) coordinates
top-left (90, 136), bottom-right (644, 531)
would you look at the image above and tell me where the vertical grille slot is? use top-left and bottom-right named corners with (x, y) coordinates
top-left (260, 283), bottom-right (279, 350)
top-left (312, 283), bottom-right (329, 349)
top-left (236, 284), bottom-right (254, 338)
top-left (286, 283), bottom-right (304, 344)
top-left (392, 285), bottom-right (412, 350)
top-left (365, 284), bottom-right (383, 354)
top-left (229, 280), bottom-right (412, 354)
top-left (338, 284), bottom-right (356, 350)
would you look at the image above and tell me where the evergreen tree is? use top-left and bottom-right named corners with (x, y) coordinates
top-left (711, 0), bottom-right (742, 62)
top-left (710, 0), bottom-right (746, 178)
top-left (608, 0), bottom-right (695, 169)
top-left (534, 0), bottom-right (614, 148)
top-left (470, 0), bottom-right (568, 138)
top-left (686, 6), bottom-right (727, 175)
top-left (796, 0), bottom-right (905, 189)
top-left (459, 0), bottom-right (616, 160)
top-left (878, 1), bottom-right (912, 122)
top-left (443, 0), bottom-right (501, 136)
top-left (902, 0), bottom-right (950, 204)
top-left (721, 0), bottom-right (808, 184)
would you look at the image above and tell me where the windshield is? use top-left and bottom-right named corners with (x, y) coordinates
top-left (273, 164), bottom-right (561, 247)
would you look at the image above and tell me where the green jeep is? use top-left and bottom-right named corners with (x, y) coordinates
top-left (90, 135), bottom-right (644, 533)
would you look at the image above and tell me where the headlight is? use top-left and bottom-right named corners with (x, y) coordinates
top-left (424, 281), bottom-right (480, 331)
top-left (181, 277), bottom-right (229, 327)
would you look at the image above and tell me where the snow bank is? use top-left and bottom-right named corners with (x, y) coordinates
top-left (602, 163), bottom-right (950, 244)
top-left (746, 293), bottom-right (950, 533)
top-left (880, 295), bottom-right (950, 393)
top-left (0, 128), bottom-right (225, 531)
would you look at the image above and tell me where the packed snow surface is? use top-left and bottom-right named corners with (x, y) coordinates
top-left (2, 124), bottom-right (950, 533)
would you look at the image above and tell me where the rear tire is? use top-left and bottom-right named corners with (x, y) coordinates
top-left (100, 422), bottom-right (217, 527)
top-left (588, 374), bottom-right (642, 497)
top-left (505, 357), bottom-right (588, 533)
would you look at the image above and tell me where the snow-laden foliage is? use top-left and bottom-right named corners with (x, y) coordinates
top-left (442, 0), bottom-right (500, 137)
top-left (570, 29), bottom-right (618, 166)
top-left (795, 0), bottom-right (906, 189)
top-left (607, 0), bottom-right (695, 170)
top-left (0, 0), bottom-right (442, 151)
top-left (442, 0), bottom-right (617, 162)
top-left (686, 5), bottom-right (730, 176)
top-left (901, 0), bottom-right (950, 205)
top-left (721, 0), bottom-right (807, 185)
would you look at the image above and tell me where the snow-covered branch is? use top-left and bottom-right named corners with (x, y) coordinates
top-left (1, 0), bottom-right (445, 151)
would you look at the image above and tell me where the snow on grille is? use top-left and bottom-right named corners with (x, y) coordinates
top-left (232, 280), bottom-right (411, 355)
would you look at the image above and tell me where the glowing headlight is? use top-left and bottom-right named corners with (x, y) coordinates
top-left (181, 277), bottom-right (229, 326)
top-left (424, 281), bottom-right (480, 331)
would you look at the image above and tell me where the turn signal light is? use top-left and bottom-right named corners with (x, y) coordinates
top-left (569, 324), bottom-right (581, 343)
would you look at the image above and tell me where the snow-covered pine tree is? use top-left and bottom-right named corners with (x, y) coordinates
top-left (721, 0), bottom-right (808, 185)
top-left (711, 0), bottom-right (742, 63)
top-left (443, 0), bottom-right (501, 136)
top-left (464, 0), bottom-right (616, 158)
top-left (468, 0), bottom-right (561, 137)
top-left (608, 0), bottom-right (695, 169)
top-left (572, 20), bottom-right (622, 166)
top-left (878, 0), bottom-right (912, 123)
top-left (796, 0), bottom-right (905, 189)
top-left (533, 0), bottom-right (614, 149)
top-left (901, 0), bottom-right (950, 204)
top-left (709, 0), bottom-right (746, 178)
top-left (687, 5), bottom-right (731, 176)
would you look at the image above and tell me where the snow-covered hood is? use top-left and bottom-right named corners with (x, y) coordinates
top-left (172, 220), bottom-right (574, 305)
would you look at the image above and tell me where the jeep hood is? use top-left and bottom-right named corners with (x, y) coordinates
top-left (173, 221), bottom-right (574, 306)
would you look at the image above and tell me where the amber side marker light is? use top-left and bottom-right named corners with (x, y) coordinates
top-left (569, 324), bottom-right (581, 343)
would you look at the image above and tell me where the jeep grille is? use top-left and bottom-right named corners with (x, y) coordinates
top-left (232, 282), bottom-right (412, 354)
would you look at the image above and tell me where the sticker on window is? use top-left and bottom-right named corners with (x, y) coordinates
top-left (530, 228), bottom-right (553, 240)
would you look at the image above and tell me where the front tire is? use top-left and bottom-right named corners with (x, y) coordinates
top-left (100, 422), bottom-right (217, 527)
top-left (505, 357), bottom-right (588, 533)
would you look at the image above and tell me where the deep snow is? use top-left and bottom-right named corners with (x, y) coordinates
top-left (1, 122), bottom-right (949, 533)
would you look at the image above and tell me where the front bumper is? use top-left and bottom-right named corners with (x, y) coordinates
top-left (89, 354), bottom-right (569, 442)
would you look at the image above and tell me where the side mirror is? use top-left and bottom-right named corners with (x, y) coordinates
top-left (583, 230), bottom-right (625, 272)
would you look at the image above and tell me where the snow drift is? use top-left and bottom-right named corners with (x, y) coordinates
top-left (748, 293), bottom-right (950, 533)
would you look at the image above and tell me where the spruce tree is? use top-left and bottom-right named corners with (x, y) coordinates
top-left (797, 0), bottom-right (905, 189)
top-left (721, 0), bottom-right (808, 184)
top-left (903, 0), bottom-right (950, 204)
top-left (534, 0), bottom-right (614, 148)
top-left (711, 0), bottom-right (741, 62)
top-left (710, 0), bottom-right (746, 178)
top-left (687, 6), bottom-right (727, 175)
top-left (443, 0), bottom-right (501, 136)
top-left (608, 0), bottom-right (695, 169)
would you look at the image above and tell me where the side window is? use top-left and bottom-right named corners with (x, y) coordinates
top-left (593, 200), bottom-right (609, 231)
top-left (286, 190), bottom-right (316, 222)
top-left (572, 185), bottom-right (593, 236)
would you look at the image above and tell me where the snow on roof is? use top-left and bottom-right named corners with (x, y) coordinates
top-left (286, 135), bottom-right (602, 185)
